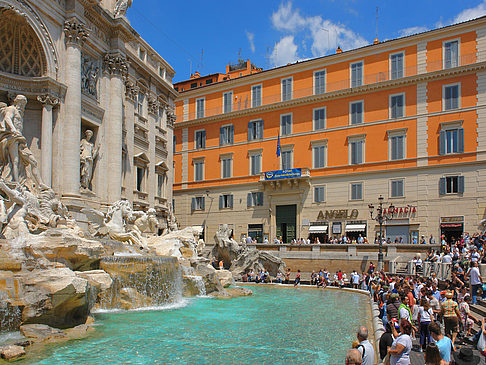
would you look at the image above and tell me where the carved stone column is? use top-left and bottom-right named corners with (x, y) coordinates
top-left (37, 95), bottom-right (59, 187)
top-left (104, 53), bottom-right (128, 202)
top-left (63, 18), bottom-right (88, 197)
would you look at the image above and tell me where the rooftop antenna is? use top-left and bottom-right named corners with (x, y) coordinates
top-left (200, 49), bottom-right (204, 74)
top-left (238, 48), bottom-right (242, 61)
top-left (265, 46), bottom-right (271, 70)
top-left (188, 59), bottom-right (192, 76)
top-left (375, 7), bottom-right (379, 40)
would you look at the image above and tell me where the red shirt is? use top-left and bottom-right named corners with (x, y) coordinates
top-left (337, 272), bottom-right (343, 280)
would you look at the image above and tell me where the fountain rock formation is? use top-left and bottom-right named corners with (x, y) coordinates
top-left (212, 224), bottom-right (286, 281)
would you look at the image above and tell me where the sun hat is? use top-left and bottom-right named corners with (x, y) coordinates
top-left (452, 348), bottom-right (480, 365)
top-left (445, 291), bottom-right (454, 299)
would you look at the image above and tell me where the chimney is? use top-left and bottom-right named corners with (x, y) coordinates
top-left (373, 38), bottom-right (380, 45)
top-left (336, 46), bottom-right (343, 54)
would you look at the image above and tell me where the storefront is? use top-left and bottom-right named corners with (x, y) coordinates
top-left (440, 216), bottom-right (464, 243)
top-left (385, 221), bottom-right (410, 244)
top-left (308, 223), bottom-right (328, 243)
top-left (248, 224), bottom-right (263, 243)
top-left (345, 221), bottom-right (367, 242)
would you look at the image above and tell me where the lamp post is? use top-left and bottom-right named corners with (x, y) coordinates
top-left (368, 195), bottom-right (395, 272)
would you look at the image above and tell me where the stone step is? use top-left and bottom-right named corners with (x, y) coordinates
top-left (471, 303), bottom-right (486, 318)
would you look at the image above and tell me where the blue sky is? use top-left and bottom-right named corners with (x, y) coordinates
top-left (126, 0), bottom-right (486, 82)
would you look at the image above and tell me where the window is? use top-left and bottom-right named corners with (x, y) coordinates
top-left (137, 92), bottom-right (145, 115)
top-left (223, 91), bottom-right (233, 113)
top-left (194, 159), bottom-right (204, 181)
top-left (195, 130), bottom-right (206, 149)
top-left (350, 101), bottom-right (363, 125)
top-left (351, 62), bottom-right (363, 87)
top-left (439, 127), bottom-right (464, 155)
top-left (314, 186), bottom-right (325, 203)
top-left (280, 114), bottom-right (292, 135)
top-left (314, 107), bottom-right (326, 130)
top-left (219, 194), bottom-right (233, 209)
top-left (348, 135), bottom-right (365, 165)
top-left (444, 40), bottom-right (459, 69)
top-left (391, 179), bottom-right (404, 198)
top-left (281, 149), bottom-right (293, 170)
top-left (205, 79), bottom-right (213, 85)
top-left (248, 120), bottom-right (264, 141)
top-left (191, 196), bottom-right (205, 211)
top-left (390, 135), bottom-right (404, 160)
top-left (350, 183), bottom-right (363, 200)
top-left (247, 192), bottom-right (264, 207)
top-left (249, 151), bottom-right (262, 175)
top-left (190, 82), bottom-right (197, 89)
top-left (281, 77), bottom-right (292, 101)
top-left (444, 84), bottom-right (460, 110)
top-left (173, 135), bottom-right (176, 153)
top-left (314, 70), bottom-right (326, 94)
top-left (157, 173), bottom-right (165, 197)
top-left (221, 156), bottom-right (232, 178)
top-left (136, 166), bottom-right (145, 192)
top-left (219, 124), bottom-right (234, 145)
top-left (312, 141), bottom-right (327, 169)
top-left (390, 94), bottom-right (404, 119)
top-left (439, 176), bottom-right (465, 195)
top-left (390, 53), bottom-right (404, 80)
top-left (252, 85), bottom-right (262, 107)
top-left (196, 98), bottom-right (205, 119)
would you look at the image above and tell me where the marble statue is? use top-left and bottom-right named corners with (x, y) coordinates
top-left (80, 130), bottom-right (99, 191)
top-left (81, 58), bottom-right (100, 98)
top-left (133, 208), bottom-right (158, 235)
top-left (114, 0), bottom-right (133, 18)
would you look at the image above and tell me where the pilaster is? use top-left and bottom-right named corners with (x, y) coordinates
top-left (37, 94), bottom-right (59, 187)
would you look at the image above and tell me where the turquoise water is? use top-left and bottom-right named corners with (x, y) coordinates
top-left (20, 286), bottom-right (371, 365)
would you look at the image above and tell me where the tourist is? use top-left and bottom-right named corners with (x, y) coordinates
top-left (351, 271), bottom-right (360, 289)
top-left (311, 271), bottom-right (317, 285)
top-left (427, 291), bottom-right (441, 320)
top-left (429, 234), bottom-right (436, 245)
top-left (356, 326), bottom-right (374, 365)
top-left (429, 321), bottom-right (453, 363)
top-left (379, 321), bottom-right (396, 361)
top-left (275, 271), bottom-right (283, 284)
top-left (245, 235), bottom-right (252, 244)
top-left (418, 298), bottom-right (434, 352)
top-left (264, 237), bottom-right (269, 244)
top-left (441, 291), bottom-right (460, 348)
top-left (388, 318), bottom-right (412, 365)
top-left (367, 262), bottom-right (375, 275)
top-left (294, 269), bottom-right (301, 286)
top-left (452, 348), bottom-right (480, 365)
top-left (345, 349), bottom-right (362, 365)
top-left (285, 268), bottom-right (291, 284)
top-left (424, 343), bottom-right (446, 365)
top-left (465, 261), bottom-right (483, 304)
top-left (459, 295), bottom-right (478, 337)
top-left (386, 293), bottom-right (400, 323)
top-left (218, 260), bottom-right (224, 270)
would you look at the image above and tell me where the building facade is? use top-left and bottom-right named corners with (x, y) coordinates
top-left (173, 17), bottom-right (486, 244)
top-left (0, 0), bottom-right (177, 227)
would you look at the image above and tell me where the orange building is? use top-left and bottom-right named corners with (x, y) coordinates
top-left (173, 17), bottom-right (486, 245)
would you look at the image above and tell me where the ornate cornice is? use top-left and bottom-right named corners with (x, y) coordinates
top-left (103, 53), bottom-right (128, 78)
top-left (64, 18), bottom-right (89, 46)
top-left (0, 72), bottom-right (67, 101)
top-left (37, 94), bottom-right (60, 107)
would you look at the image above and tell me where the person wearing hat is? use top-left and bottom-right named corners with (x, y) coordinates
top-left (452, 348), bottom-right (480, 365)
top-left (440, 291), bottom-right (461, 350)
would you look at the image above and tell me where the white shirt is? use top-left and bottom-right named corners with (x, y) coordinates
top-left (358, 339), bottom-right (375, 365)
top-left (442, 254), bottom-right (452, 264)
top-left (470, 267), bottom-right (482, 285)
top-left (418, 306), bottom-right (434, 322)
top-left (399, 307), bottom-right (410, 321)
top-left (471, 252), bottom-right (480, 262)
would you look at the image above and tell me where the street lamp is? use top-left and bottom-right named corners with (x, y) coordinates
top-left (368, 195), bottom-right (395, 272)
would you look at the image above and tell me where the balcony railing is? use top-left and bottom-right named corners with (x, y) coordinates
top-left (177, 53), bottom-right (478, 123)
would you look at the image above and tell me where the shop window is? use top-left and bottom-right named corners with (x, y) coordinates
top-left (248, 224), bottom-right (263, 243)
top-left (247, 192), bottom-right (263, 207)
top-left (191, 196), bottom-right (205, 211)
top-left (219, 194), bottom-right (233, 209)
top-left (439, 176), bottom-right (464, 195)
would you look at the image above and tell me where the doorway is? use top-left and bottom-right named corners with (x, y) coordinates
top-left (276, 205), bottom-right (296, 243)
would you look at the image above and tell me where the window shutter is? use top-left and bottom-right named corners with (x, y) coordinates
top-left (219, 127), bottom-right (224, 145)
top-left (397, 55), bottom-right (403, 77)
top-left (229, 195), bottom-right (233, 208)
top-left (258, 120), bottom-right (263, 139)
top-left (458, 128), bottom-right (464, 153)
top-left (202, 130), bottom-right (206, 148)
top-left (229, 125), bottom-right (234, 143)
top-left (398, 136), bottom-right (404, 159)
top-left (439, 178), bottom-right (446, 195)
top-left (191, 197), bottom-right (196, 211)
top-left (201, 197), bottom-right (205, 210)
top-left (439, 131), bottom-right (446, 155)
top-left (314, 187), bottom-right (319, 202)
top-left (219, 195), bottom-right (223, 209)
top-left (357, 141), bottom-right (363, 164)
top-left (458, 176), bottom-right (465, 194)
top-left (445, 43), bottom-right (451, 68)
top-left (258, 192), bottom-right (264, 206)
top-left (247, 122), bottom-right (252, 140)
top-left (247, 193), bottom-right (252, 207)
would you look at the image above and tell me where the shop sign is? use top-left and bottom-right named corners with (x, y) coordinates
top-left (264, 168), bottom-right (301, 180)
top-left (383, 206), bottom-right (417, 216)
top-left (332, 222), bottom-right (342, 234)
top-left (317, 209), bottom-right (359, 221)
top-left (441, 216), bottom-right (464, 223)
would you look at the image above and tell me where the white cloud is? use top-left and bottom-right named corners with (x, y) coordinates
top-left (269, 2), bottom-right (367, 66)
top-left (246, 31), bottom-right (255, 53)
top-left (453, 1), bottom-right (486, 24)
top-left (271, 36), bottom-right (298, 67)
top-left (399, 26), bottom-right (429, 37)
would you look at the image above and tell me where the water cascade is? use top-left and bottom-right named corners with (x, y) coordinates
top-left (183, 275), bottom-right (206, 296)
top-left (97, 256), bottom-right (183, 310)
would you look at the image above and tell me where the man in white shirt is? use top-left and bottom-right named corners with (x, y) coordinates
top-left (466, 261), bottom-right (483, 304)
top-left (356, 326), bottom-right (375, 365)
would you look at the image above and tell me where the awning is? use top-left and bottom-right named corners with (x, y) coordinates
top-left (440, 223), bottom-right (463, 228)
top-left (345, 224), bottom-right (366, 232)
top-left (309, 226), bottom-right (328, 233)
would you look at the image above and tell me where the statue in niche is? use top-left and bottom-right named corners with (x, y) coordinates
top-left (81, 57), bottom-right (99, 98)
top-left (114, 0), bottom-right (133, 18)
top-left (80, 129), bottom-right (100, 191)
